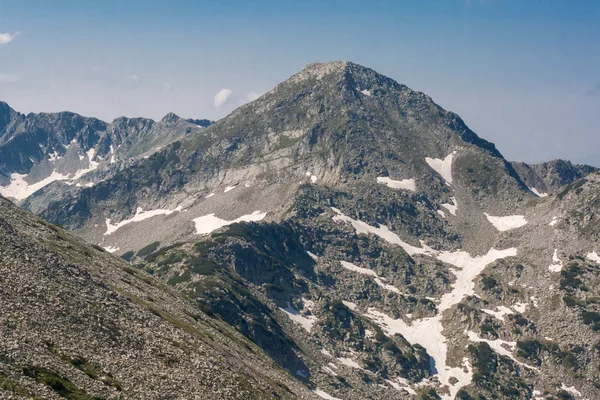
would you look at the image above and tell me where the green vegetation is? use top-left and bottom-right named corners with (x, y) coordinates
top-left (120, 251), bottom-right (135, 262)
top-left (23, 366), bottom-right (102, 400)
top-left (0, 372), bottom-right (34, 397)
top-left (480, 276), bottom-right (497, 290)
top-left (167, 270), bottom-right (191, 286)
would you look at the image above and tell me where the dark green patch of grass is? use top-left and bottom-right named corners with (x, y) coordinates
top-left (23, 366), bottom-right (102, 400)
top-left (136, 241), bottom-right (160, 258)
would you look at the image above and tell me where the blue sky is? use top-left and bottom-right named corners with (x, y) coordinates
top-left (0, 0), bottom-right (599, 165)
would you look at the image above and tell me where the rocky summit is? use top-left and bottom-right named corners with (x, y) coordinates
top-left (1, 61), bottom-right (600, 400)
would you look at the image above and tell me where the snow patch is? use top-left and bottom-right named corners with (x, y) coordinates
top-left (341, 261), bottom-right (403, 294)
top-left (549, 216), bottom-right (558, 226)
top-left (484, 213), bottom-right (527, 231)
top-left (193, 211), bottom-right (267, 235)
top-left (466, 331), bottom-right (536, 370)
top-left (337, 357), bottom-right (363, 370)
top-left (205, 192), bottom-right (215, 198)
top-left (342, 301), bottom-right (357, 311)
top-left (109, 144), bottom-right (116, 164)
top-left (528, 187), bottom-right (548, 197)
top-left (314, 389), bottom-right (341, 400)
top-left (340, 261), bottom-right (378, 277)
top-left (306, 251), bottom-right (319, 262)
top-left (105, 206), bottom-right (183, 235)
top-left (512, 302), bottom-right (527, 313)
top-left (48, 151), bottom-right (62, 162)
top-left (385, 377), bottom-right (417, 395)
top-left (586, 251), bottom-right (600, 264)
top-left (0, 146), bottom-right (102, 200)
top-left (279, 298), bottom-right (316, 333)
top-left (224, 185), bottom-right (237, 193)
top-left (481, 306), bottom-right (514, 322)
top-left (332, 208), bottom-right (435, 257)
top-left (376, 176), bottom-right (416, 191)
top-left (102, 246), bottom-right (120, 253)
top-left (374, 278), bottom-right (403, 294)
top-left (441, 197), bottom-right (458, 216)
top-left (548, 249), bottom-right (563, 272)
top-left (0, 172), bottom-right (70, 200)
top-left (358, 88), bottom-right (371, 96)
top-left (560, 384), bottom-right (581, 397)
top-left (305, 171), bottom-right (318, 183)
top-left (425, 151), bottom-right (455, 184)
top-left (437, 210), bottom-right (446, 218)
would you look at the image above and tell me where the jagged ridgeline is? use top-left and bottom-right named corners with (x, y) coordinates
top-left (2, 61), bottom-right (600, 399)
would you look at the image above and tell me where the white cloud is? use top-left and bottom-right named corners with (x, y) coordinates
top-left (131, 73), bottom-right (140, 82)
top-left (0, 32), bottom-right (19, 45)
top-left (0, 73), bottom-right (18, 83)
top-left (162, 82), bottom-right (172, 91)
top-left (246, 92), bottom-right (261, 102)
top-left (214, 88), bottom-right (232, 108)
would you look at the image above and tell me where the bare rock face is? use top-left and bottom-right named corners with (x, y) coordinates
top-left (3, 62), bottom-right (600, 399)
top-left (512, 159), bottom-right (596, 196)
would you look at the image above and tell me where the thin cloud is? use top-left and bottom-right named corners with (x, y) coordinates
top-left (0, 73), bottom-right (18, 83)
top-left (214, 89), bottom-right (232, 108)
top-left (0, 32), bottom-right (20, 44)
top-left (131, 73), bottom-right (140, 82)
top-left (246, 92), bottom-right (261, 102)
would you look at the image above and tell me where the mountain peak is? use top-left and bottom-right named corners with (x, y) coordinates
top-left (289, 60), bottom-right (389, 86)
top-left (160, 112), bottom-right (181, 124)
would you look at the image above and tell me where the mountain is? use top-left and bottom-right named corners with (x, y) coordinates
top-left (0, 102), bottom-right (213, 206)
top-left (0, 194), bottom-right (314, 399)
top-left (8, 61), bottom-right (600, 399)
top-left (512, 160), bottom-right (596, 196)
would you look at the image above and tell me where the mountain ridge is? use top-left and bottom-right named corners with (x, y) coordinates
top-left (3, 61), bottom-right (600, 399)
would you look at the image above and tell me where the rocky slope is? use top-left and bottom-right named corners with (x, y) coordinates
top-left (0, 102), bottom-right (212, 207)
top-left (0, 194), bottom-right (316, 399)
top-left (512, 160), bottom-right (596, 196)
top-left (8, 61), bottom-right (600, 399)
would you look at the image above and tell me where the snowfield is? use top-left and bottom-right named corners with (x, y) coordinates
top-left (425, 151), bottom-right (455, 184)
top-left (376, 176), bottom-right (416, 191)
top-left (331, 206), bottom-right (518, 399)
top-left (0, 147), bottom-right (101, 201)
top-left (484, 213), bottom-right (527, 231)
top-left (193, 210), bottom-right (266, 235)
top-left (105, 206), bottom-right (183, 235)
